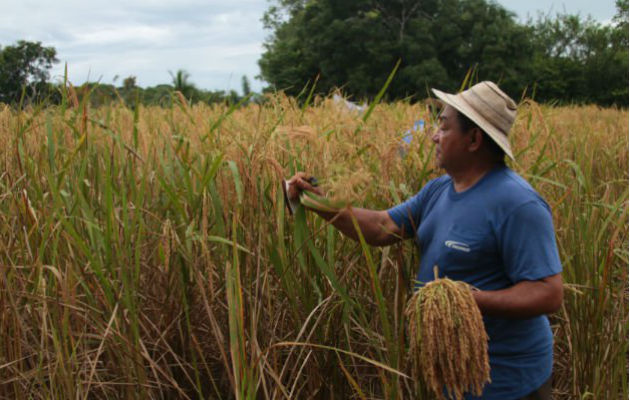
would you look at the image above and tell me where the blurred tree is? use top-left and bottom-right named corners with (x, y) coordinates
top-left (241, 75), bottom-right (251, 96)
top-left (614, 0), bottom-right (629, 41)
top-left (169, 69), bottom-right (196, 99)
top-left (0, 40), bottom-right (58, 104)
top-left (142, 84), bottom-right (173, 106)
top-left (123, 76), bottom-right (137, 91)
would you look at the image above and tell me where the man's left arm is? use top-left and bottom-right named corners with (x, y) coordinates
top-left (473, 274), bottom-right (563, 318)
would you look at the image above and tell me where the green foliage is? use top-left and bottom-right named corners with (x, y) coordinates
top-left (50, 79), bottom-right (251, 109)
top-left (169, 69), bottom-right (196, 99)
top-left (0, 40), bottom-right (58, 104)
top-left (528, 9), bottom-right (628, 106)
top-left (259, 0), bottom-right (533, 100)
top-left (259, 0), bottom-right (628, 106)
top-left (122, 75), bottom-right (136, 91)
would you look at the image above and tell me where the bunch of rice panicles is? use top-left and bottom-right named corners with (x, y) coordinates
top-left (323, 165), bottom-right (372, 205)
top-left (405, 275), bottom-right (490, 400)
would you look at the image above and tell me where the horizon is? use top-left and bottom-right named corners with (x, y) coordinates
top-left (0, 0), bottom-right (620, 93)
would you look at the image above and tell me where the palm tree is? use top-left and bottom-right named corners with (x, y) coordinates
top-left (168, 69), bottom-right (195, 99)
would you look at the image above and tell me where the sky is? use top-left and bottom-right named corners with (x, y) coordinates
top-left (0, 0), bottom-right (620, 93)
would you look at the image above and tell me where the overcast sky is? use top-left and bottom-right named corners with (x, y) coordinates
top-left (0, 0), bottom-right (619, 93)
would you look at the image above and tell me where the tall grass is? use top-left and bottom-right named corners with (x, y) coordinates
top-left (0, 88), bottom-right (626, 399)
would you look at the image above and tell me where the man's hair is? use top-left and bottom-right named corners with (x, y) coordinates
top-left (455, 110), bottom-right (505, 160)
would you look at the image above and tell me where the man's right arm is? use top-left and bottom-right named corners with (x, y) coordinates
top-left (312, 207), bottom-right (405, 247)
top-left (288, 172), bottom-right (406, 246)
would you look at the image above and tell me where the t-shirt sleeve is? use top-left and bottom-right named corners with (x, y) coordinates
top-left (498, 200), bottom-right (563, 282)
top-left (386, 180), bottom-right (435, 238)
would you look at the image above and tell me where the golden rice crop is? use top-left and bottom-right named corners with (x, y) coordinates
top-left (0, 91), bottom-right (626, 399)
top-left (405, 274), bottom-right (490, 400)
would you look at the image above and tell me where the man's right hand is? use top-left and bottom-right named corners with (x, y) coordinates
top-left (286, 172), bottom-right (404, 247)
top-left (286, 172), bottom-right (324, 200)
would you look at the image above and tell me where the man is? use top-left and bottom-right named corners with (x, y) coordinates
top-left (287, 81), bottom-right (563, 399)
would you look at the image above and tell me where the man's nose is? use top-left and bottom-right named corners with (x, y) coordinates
top-left (431, 130), bottom-right (439, 144)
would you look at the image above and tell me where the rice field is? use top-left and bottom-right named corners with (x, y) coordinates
top-left (0, 89), bottom-right (627, 399)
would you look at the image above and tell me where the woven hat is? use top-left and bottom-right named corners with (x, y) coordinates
top-left (432, 81), bottom-right (517, 160)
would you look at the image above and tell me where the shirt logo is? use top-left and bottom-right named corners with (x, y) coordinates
top-left (444, 240), bottom-right (471, 252)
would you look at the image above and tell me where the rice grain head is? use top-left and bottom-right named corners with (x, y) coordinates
top-left (405, 276), bottom-right (490, 400)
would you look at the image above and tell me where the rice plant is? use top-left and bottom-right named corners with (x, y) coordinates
top-left (0, 85), bottom-right (626, 399)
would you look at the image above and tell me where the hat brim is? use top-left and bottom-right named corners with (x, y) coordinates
top-left (431, 88), bottom-right (515, 160)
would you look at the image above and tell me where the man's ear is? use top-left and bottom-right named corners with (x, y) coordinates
top-left (468, 128), bottom-right (483, 152)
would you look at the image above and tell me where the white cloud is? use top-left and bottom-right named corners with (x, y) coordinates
top-left (72, 25), bottom-right (173, 46)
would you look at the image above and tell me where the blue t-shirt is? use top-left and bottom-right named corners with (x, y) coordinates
top-left (387, 165), bottom-right (562, 400)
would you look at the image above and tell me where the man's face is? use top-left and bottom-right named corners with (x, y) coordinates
top-left (431, 105), bottom-right (471, 170)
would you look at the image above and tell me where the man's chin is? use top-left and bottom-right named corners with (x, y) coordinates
top-left (434, 155), bottom-right (444, 169)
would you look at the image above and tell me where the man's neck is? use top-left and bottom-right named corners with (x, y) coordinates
top-left (448, 159), bottom-right (502, 193)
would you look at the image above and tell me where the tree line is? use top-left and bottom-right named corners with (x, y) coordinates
top-left (0, 41), bottom-right (256, 108)
top-left (259, 0), bottom-right (628, 106)
top-left (1, 0), bottom-right (627, 108)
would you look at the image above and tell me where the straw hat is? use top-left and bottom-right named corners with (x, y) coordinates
top-left (432, 81), bottom-right (517, 160)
